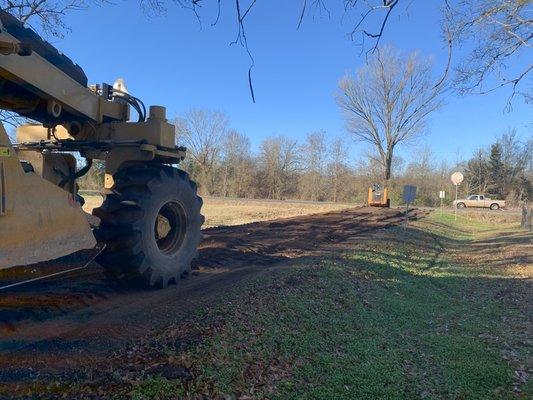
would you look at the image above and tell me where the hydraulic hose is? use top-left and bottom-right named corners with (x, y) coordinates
top-left (59, 158), bottom-right (93, 189)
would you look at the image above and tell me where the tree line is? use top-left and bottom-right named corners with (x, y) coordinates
top-left (463, 129), bottom-right (532, 203)
top-left (77, 43), bottom-right (531, 207)
top-left (164, 108), bottom-right (531, 207)
top-left (78, 109), bottom-right (531, 207)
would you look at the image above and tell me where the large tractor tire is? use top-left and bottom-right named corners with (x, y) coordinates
top-left (93, 165), bottom-right (203, 288)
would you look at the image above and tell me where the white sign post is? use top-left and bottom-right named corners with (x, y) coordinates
top-left (439, 190), bottom-right (446, 214)
top-left (403, 185), bottom-right (417, 229)
top-left (451, 172), bottom-right (464, 221)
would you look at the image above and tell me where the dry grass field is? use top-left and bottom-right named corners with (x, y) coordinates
top-left (81, 194), bottom-right (359, 227)
top-left (200, 197), bottom-right (359, 227)
top-left (455, 208), bottom-right (524, 225)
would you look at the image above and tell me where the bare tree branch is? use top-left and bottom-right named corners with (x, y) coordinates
top-left (1, 0), bottom-right (106, 38)
top-left (337, 46), bottom-right (444, 180)
top-left (173, 108), bottom-right (229, 195)
top-left (230, 0), bottom-right (257, 102)
top-left (3, 0), bottom-right (530, 106)
top-left (448, 0), bottom-right (532, 103)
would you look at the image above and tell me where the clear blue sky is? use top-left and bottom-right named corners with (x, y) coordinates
top-left (48, 0), bottom-right (530, 166)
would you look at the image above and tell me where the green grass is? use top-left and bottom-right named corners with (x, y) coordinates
top-left (429, 211), bottom-right (519, 235)
top-left (131, 377), bottom-right (184, 400)
top-left (128, 213), bottom-right (532, 399)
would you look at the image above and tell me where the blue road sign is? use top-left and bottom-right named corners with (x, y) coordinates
top-left (403, 185), bottom-right (417, 204)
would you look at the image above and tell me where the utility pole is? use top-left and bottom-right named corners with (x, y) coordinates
top-left (454, 184), bottom-right (458, 220)
top-left (451, 172), bottom-right (464, 221)
top-left (439, 191), bottom-right (445, 214)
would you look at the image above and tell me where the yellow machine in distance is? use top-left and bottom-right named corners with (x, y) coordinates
top-left (368, 184), bottom-right (390, 208)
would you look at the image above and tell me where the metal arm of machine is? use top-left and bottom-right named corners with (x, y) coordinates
top-left (1, 9), bottom-right (185, 188)
top-left (0, 11), bottom-right (128, 125)
top-left (0, 39), bottom-right (31, 56)
top-left (15, 139), bottom-right (187, 162)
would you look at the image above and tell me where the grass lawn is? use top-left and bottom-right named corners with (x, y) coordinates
top-left (59, 212), bottom-right (533, 399)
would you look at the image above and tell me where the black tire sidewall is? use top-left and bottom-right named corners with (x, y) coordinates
top-left (138, 170), bottom-right (202, 275)
top-left (94, 166), bottom-right (203, 287)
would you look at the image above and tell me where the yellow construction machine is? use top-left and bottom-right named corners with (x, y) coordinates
top-left (367, 184), bottom-right (390, 208)
top-left (0, 10), bottom-right (203, 287)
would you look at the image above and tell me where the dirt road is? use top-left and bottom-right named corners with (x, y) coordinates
top-left (0, 207), bottom-right (424, 386)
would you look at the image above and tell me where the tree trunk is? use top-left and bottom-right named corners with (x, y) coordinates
top-left (383, 152), bottom-right (393, 181)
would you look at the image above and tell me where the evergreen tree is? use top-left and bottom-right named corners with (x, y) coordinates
top-left (488, 143), bottom-right (505, 198)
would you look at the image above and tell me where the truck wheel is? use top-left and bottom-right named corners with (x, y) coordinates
top-left (490, 203), bottom-right (500, 210)
top-left (93, 165), bottom-right (203, 288)
top-left (456, 202), bottom-right (466, 209)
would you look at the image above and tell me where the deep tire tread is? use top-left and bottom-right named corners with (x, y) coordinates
top-left (93, 166), bottom-right (203, 288)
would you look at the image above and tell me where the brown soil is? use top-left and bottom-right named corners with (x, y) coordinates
top-left (0, 207), bottom-right (424, 389)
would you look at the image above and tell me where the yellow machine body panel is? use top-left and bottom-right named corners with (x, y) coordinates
top-left (0, 124), bottom-right (96, 269)
top-left (0, 10), bottom-right (193, 285)
top-left (368, 186), bottom-right (390, 207)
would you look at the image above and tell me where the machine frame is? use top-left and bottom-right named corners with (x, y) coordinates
top-left (0, 11), bottom-right (203, 287)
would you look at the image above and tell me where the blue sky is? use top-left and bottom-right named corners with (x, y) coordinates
top-left (46, 0), bottom-right (531, 166)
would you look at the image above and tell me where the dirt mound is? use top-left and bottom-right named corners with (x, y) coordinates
top-left (195, 207), bottom-right (415, 269)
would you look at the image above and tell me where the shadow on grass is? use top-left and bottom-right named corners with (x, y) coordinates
top-left (132, 223), bottom-right (531, 400)
top-left (1, 212), bottom-right (531, 399)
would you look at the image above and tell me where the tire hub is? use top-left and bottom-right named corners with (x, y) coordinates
top-left (155, 201), bottom-right (187, 255)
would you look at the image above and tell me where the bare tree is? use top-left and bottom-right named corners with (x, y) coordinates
top-left (220, 129), bottom-right (254, 198)
top-left (403, 147), bottom-right (441, 205)
top-left (496, 128), bottom-right (533, 201)
top-left (298, 131), bottom-right (327, 201)
top-left (448, 0), bottom-right (532, 103)
top-left (310, 1), bottom-right (531, 103)
top-left (327, 136), bottom-right (351, 202)
top-left (174, 108), bottom-right (229, 195)
top-left (499, 129), bottom-right (531, 183)
top-left (337, 46), bottom-right (443, 181)
top-left (257, 135), bottom-right (300, 200)
top-left (465, 149), bottom-right (490, 195)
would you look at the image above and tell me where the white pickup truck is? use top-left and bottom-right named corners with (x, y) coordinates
top-left (453, 195), bottom-right (506, 210)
